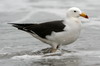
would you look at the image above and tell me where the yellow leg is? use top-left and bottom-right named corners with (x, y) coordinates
top-left (50, 43), bottom-right (60, 53)
top-left (51, 48), bottom-right (57, 53)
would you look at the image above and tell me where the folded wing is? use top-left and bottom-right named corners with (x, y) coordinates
top-left (9, 20), bottom-right (65, 38)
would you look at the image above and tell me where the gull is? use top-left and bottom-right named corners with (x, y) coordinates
top-left (9, 7), bottom-right (88, 53)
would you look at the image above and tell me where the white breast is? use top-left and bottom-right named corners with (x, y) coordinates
top-left (46, 18), bottom-right (82, 45)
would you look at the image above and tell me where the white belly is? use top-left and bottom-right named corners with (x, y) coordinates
top-left (46, 21), bottom-right (81, 45)
top-left (46, 30), bottom-right (80, 45)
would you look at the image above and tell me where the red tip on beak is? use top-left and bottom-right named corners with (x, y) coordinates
top-left (80, 12), bottom-right (89, 19)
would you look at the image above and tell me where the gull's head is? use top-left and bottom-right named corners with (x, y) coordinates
top-left (67, 7), bottom-right (88, 19)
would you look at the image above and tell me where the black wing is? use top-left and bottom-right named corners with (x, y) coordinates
top-left (10, 20), bottom-right (65, 38)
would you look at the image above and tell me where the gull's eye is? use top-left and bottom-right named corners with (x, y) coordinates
top-left (74, 10), bottom-right (77, 12)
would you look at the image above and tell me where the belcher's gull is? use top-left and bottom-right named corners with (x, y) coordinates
top-left (9, 7), bottom-right (88, 53)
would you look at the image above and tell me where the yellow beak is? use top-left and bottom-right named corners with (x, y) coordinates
top-left (80, 12), bottom-right (89, 19)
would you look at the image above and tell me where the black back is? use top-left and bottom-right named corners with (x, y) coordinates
top-left (11, 20), bottom-right (65, 38)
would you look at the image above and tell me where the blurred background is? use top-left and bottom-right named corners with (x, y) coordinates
top-left (0, 0), bottom-right (100, 66)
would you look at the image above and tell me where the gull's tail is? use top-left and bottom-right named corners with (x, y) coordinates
top-left (8, 23), bottom-right (36, 33)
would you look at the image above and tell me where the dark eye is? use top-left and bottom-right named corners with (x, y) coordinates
top-left (74, 10), bottom-right (77, 12)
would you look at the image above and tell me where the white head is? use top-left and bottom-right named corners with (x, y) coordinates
top-left (66, 7), bottom-right (88, 19)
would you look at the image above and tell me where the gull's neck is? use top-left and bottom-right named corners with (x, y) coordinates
top-left (64, 16), bottom-right (81, 24)
top-left (63, 16), bottom-right (82, 31)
